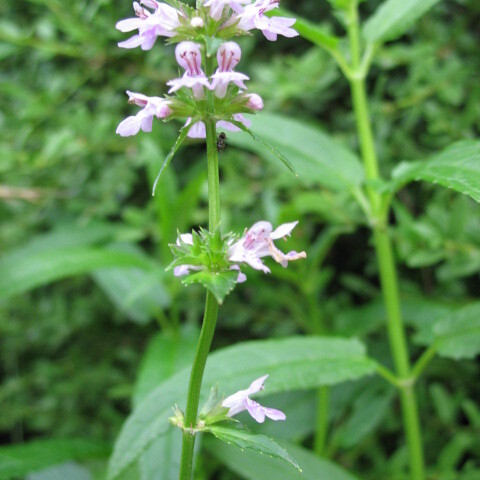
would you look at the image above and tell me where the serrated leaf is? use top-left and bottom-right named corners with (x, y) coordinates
top-left (152, 123), bottom-right (192, 196)
top-left (0, 246), bottom-right (154, 301)
top-left (0, 439), bottom-right (109, 480)
top-left (391, 141), bottom-right (480, 203)
top-left (363, 0), bottom-right (442, 43)
top-left (204, 425), bottom-right (300, 471)
top-left (182, 269), bottom-right (238, 304)
top-left (228, 113), bottom-right (364, 191)
top-left (205, 437), bottom-right (359, 480)
top-left (107, 337), bottom-right (377, 479)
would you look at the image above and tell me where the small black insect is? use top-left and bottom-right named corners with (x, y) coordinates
top-left (217, 132), bottom-right (227, 152)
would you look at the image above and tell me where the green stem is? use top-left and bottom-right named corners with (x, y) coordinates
top-left (347, 2), bottom-right (425, 479)
top-left (411, 344), bottom-right (437, 380)
top-left (179, 51), bottom-right (221, 478)
top-left (179, 293), bottom-right (219, 480)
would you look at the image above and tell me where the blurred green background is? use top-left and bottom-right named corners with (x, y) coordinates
top-left (1, 0), bottom-right (480, 478)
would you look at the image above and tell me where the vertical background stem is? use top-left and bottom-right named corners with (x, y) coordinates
top-left (347, 2), bottom-right (425, 479)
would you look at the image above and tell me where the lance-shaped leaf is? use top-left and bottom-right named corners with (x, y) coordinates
top-left (107, 337), bottom-right (377, 479)
top-left (363, 0), bottom-right (442, 44)
top-left (152, 123), bottom-right (192, 196)
top-left (204, 425), bottom-right (300, 472)
top-left (0, 246), bottom-right (155, 301)
top-left (274, 8), bottom-right (340, 51)
top-left (0, 438), bottom-right (110, 480)
top-left (229, 119), bottom-right (296, 176)
top-left (228, 113), bottom-right (364, 191)
top-left (205, 437), bottom-right (359, 480)
top-left (391, 141), bottom-right (480, 203)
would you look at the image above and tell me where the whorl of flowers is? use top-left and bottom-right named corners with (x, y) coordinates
top-left (116, 0), bottom-right (298, 138)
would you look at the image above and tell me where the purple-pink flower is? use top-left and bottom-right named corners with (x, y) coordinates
top-left (185, 113), bottom-right (252, 139)
top-left (204, 0), bottom-right (250, 21)
top-left (236, 0), bottom-right (298, 41)
top-left (116, 1), bottom-right (181, 50)
top-left (116, 91), bottom-right (172, 137)
top-left (167, 42), bottom-right (211, 100)
top-left (211, 42), bottom-right (250, 98)
top-left (173, 233), bottom-right (247, 282)
top-left (222, 375), bottom-right (286, 423)
top-left (228, 220), bottom-right (306, 274)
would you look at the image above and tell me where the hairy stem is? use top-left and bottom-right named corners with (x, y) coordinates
top-left (347, 2), bottom-right (425, 479)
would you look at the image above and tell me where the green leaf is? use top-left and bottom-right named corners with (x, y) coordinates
top-left (0, 246), bottom-right (154, 301)
top-left (152, 123), bottom-right (192, 196)
top-left (133, 326), bottom-right (199, 480)
top-left (108, 336), bottom-right (376, 479)
top-left (228, 113), bottom-right (364, 191)
top-left (0, 438), bottom-right (110, 480)
top-left (182, 269), bottom-right (238, 304)
top-left (363, 0), bottom-right (442, 44)
top-left (229, 119), bottom-right (296, 176)
top-left (391, 141), bottom-right (480, 203)
top-left (433, 302), bottom-right (480, 360)
top-left (204, 425), bottom-right (300, 471)
top-left (205, 437), bottom-right (359, 480)
top-left (275, 9), bottom-right (340, 50)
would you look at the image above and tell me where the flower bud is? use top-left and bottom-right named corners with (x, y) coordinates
top-left (190, 16), bottom-right (204, 28)
top-left (175, 42), bottom-right (203, 76)
top-left (245, 93), bottom-right (264, 111)
top-left (217, 42), bottom-right (242, 72)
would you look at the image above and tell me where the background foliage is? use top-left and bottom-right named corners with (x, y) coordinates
top-left (1, 0), bottom-right (479, 478)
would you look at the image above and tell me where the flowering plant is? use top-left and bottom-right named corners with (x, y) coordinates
top-left (113, 0), bottom-right (303, 478)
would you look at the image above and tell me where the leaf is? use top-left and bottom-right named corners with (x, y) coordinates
top-left (28, 463), bottom-right (92, 480)
top-left (92, 244), bottom-right (170, 325)
top-left (275, 8), bottom-right (340, 50)
top-left (229, 119), bottom-right (296, 175)
top-left (391, 141), bottom-right (480, 202)
top-left (433, 302), bottom-right (480, 360)
top-left (107, 336), bottom-right (377, 479)
top-left (204, 425), bottom-right (300, 471)
top-left (0, 246), bottom-right (155, 301)
top-left (363, 0), bottom-right (442, 44)
top-left (228, 113), bottom-right (364, 191)
top-left (133, 326), bottom-right (199, 480)
top-left (181, 269), bottom-right (238, 304)
top-left (0, 439), bottom-right (109, 480)
top-left (204, 437), bottom-right (359, 480)
top-left (152, 123), bottom-right (192, 196)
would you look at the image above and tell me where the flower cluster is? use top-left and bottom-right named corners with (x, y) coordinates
top-left (116, 0), bottom-right (297, 138)
top-left (173, 221), bottom-right (306, 284)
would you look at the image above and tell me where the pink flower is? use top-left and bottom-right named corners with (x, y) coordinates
top-left (173, 233), bottom-right (246, 282)
top-left (116, 1), bottom-right (181, 50)
top-left (203, 0), bottom-right (250, 21)
top-left (222, 375), bottom-right (286, 423)
top-left (228, 220), bottom-right (306, 274)
top-left (210, 42), bottom-right (250, 98)
top-left (245, 93), bottom-right (264, 111)
top-left (116, 90), bottom-right (172, 137)
top-left (237, 0), bottom-right (298, 41)
top-left (184, 113), bottom-right (251, 139)
top-left (167, 42), bottom-right (211, 99)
